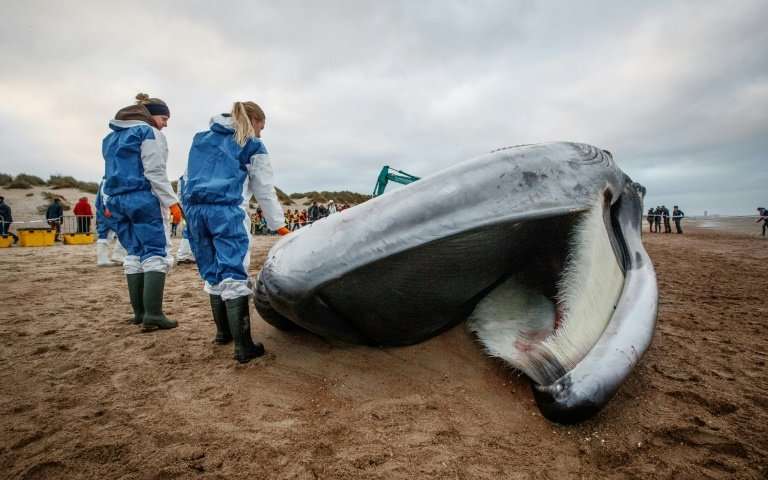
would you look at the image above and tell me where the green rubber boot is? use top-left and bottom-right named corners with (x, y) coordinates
top-left (141, 272), bottom-right (177, 331)
top-left (209, 295), bottom-right (232, 344)
top-left (126, 273), bottom-right (144, 325)
top-left (225, 296), bottom-right (264, 363)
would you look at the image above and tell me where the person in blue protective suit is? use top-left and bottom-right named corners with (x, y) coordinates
top-left (175, 175), bottom-right (196, 264)
top-left (102, 93), bottom-right (182, 331)
top-left (95, 179), bottom-right (127, 266)
top-left (184, 101), bottom-right (289, 363)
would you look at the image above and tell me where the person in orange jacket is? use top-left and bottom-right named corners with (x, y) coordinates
top-left (169, 203), bottom-right (182, 237)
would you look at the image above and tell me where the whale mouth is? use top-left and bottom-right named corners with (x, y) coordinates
top-left (309, 188), bottom-right (630, 359)
top-left (467, 191), bottom-right (627, 386)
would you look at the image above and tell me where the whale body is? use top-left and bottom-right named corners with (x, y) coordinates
top-left (255, 142), bottom-right (658, 424)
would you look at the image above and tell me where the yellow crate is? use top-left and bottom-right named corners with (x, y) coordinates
top-left (0, 235), bottom-right (13, 248)
top-left (63, 233), bottom-right (95, 245)
top-left (18, 228), bottom-right (56, 247)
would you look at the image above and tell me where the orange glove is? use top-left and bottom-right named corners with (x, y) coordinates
top-left (170, 203), bottom-right (184, 220)
top-left (104, 208), bottom-right (112, 218)
top-left (276, 226), bottom-right (291, 236)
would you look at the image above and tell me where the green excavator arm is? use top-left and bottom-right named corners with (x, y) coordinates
top-left (372, 166), bottom-right (420, 197)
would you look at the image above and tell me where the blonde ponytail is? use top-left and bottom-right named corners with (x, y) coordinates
top-left (231, 101), bottom-right (265, 146)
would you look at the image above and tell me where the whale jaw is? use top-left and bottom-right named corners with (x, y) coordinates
top-left (468, 195), bottom-right (624, 386)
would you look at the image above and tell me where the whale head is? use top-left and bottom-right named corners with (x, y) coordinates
top-left (255, 142), bottom-right (658, 424)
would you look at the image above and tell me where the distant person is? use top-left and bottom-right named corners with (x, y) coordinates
top-left (661, 205), bottom-right (671, 233)
top-left (183, 101), bottom-right (289, 363)
top-left (250, 212), bottom-right (259, 234)
top-left (672, 205), bottom-right (685, 234)
top-left (45, 198), bottom-right (64, 241)
top-left (328, 200), bottom-right (337, 215)
top-left (647, 208), bottom-right (655, 233)
top-left (653, 206), bottom-right (662, 233)
top-left (0, 196), bottom-right (18, 243)
top-left (319, 203), bottom-right (329, 218)
top-left (102, 92), bottom-right (180, 331)
top-left (73, 196), bottom-right (94, 233)
top-left (95, 180), bottom-right (127, 266)
top-left (308, 201), bottom-right (319, 222)
top-left (252, 207), bottom-right (267, 234)
top-left (757, 207), bottom-right (768, 237)
top-left (175, 175), bottom-right (195, 264)
top-left (169, 203), bottom-right (181, 237)
top-left (299, 209), bottom-right (307, 228)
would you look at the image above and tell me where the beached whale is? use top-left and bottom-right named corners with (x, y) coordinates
top-left (254, 142), bottom-right (658, 424)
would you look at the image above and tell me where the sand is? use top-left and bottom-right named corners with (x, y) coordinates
top-left (0, 226), bottom-right (766, 479)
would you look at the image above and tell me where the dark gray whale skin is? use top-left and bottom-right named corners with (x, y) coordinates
top-left (255, 142), bottom-right (658, 424)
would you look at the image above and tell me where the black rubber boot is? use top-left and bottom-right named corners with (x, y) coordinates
top-left (141, 272), bottom-right (177, 331)
top-left (209, 295), bottom-right (232, 344)
top-left (126, 273), bottom-right (144, 325)
top-left (225, 296), bottom-right (264, 363)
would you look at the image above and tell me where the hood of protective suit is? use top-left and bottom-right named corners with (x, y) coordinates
top-left (109, 105), bottom-right (155, 131)
top-left (209, 114), bottom-right (235, 134)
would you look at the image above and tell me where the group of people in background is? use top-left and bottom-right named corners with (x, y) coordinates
top-left (35, 196), bottom-right (95, 242)
top-left (248, 200), bottom-right (352, 234)
top-left (647, 205), bottom-right (685, 234)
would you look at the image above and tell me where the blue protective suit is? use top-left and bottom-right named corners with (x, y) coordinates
top-left (102, 116), bottom-right (178, 274)
top-left (184, 114), bottom-right (285, 300)
top-left (95, 180), bottom-right (117, 240)
top-left (177, 175), bottom-right (191, 241)
top-left (175, 175), bottom-right (196, 263)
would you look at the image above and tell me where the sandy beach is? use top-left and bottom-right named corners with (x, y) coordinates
top-left (0, 223), bottom-right (766, 479)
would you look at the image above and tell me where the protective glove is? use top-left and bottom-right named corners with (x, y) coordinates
top-left (170, 203), bottom-right (184, 220)
top-left (276, 226), bottom-right (291, 236)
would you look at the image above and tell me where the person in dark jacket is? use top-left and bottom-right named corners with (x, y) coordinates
top-left (308, 201), bottom-right (319, 222)
top-left (757, 207), bottom-right (768, 237)
top-left (672, 205), bottom-right (685, 234)
top-left (647, 208), bottom-right (655, 233)
top-left (653, 206), bottom-right (662, 233)
top-left (46, 198), bottom-right (64, 241)
top-left (661, 205), bottom-right (671, 233)
top-left (0, 196), bottom-right (18, 243)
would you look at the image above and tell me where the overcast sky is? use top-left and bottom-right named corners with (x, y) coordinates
top-left (1, 1), bottom-right (766, 215)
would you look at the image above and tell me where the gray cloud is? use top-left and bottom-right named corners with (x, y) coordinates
top-left (1, 0), bottom-right (766, 214)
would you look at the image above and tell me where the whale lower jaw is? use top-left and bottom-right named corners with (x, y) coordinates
top-left (468, 184), bottom-right (656, 424)
top-left (468, 196), bottom-right (624, 386)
